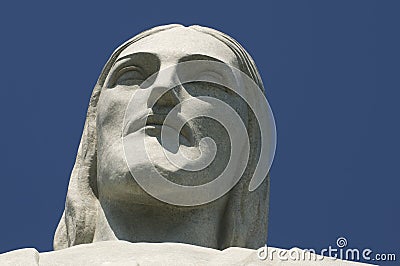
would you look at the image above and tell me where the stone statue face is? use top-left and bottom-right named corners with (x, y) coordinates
top-left (54, 25), bottom-right (273, 250)
top-left (96, 27), bottom-right (248, 205)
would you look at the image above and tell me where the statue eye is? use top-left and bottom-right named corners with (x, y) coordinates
top-left (115, 66), bottom-right (146, 86)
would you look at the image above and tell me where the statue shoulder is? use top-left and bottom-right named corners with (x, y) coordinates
top-left (0, 247), bottom-right (40, 265)
top-left (0, 241), bottom-right (375, 266)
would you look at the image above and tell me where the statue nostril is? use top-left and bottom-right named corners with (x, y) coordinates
top-left (148, 86), bottom-right (181, 114)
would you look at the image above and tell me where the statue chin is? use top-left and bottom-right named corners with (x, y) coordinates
top-left (96, 138), bottom-right (152, 204)
top-left (97, 135), bottom-right (206, 206)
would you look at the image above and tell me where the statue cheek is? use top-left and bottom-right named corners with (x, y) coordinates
top-left (96, 88), bottom-right (133, 138)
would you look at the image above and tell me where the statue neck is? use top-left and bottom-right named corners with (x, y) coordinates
top-left (93, 196), bottom-right (228, 249)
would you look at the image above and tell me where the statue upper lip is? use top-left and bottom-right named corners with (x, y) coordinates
top-left (123, 112), bottom-right (194, 145)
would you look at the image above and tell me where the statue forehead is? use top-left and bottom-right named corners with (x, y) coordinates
top-left (117, 27), bottom-right (238, 65)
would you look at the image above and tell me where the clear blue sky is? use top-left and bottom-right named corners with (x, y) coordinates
top-left (0, 1), bottom-right (398, 264)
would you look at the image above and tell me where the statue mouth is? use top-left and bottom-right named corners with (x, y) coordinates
top-left (123, 112), bottom-right (194, 146)
top-left (145, 114), bottom-right (194, 145)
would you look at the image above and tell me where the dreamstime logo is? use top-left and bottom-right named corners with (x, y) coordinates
top-left (257, 237), bottom-right (396, 262)
top-left (336, 237), bottom-right (348, 248)
top-left (122, 60), bottom-right (276, 206)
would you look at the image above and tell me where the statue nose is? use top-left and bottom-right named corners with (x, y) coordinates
top-left (147, 65), bottom-right (181, 111)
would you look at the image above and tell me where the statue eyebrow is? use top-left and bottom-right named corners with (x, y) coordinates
top-left (116, 53), bottom-right (224, 65)
top-left (115, 52), bottom-right (154, 62)
top-left (178, 54), bottom-right (224, 64)
top-left (111, 52), bottom-right (158, 74)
